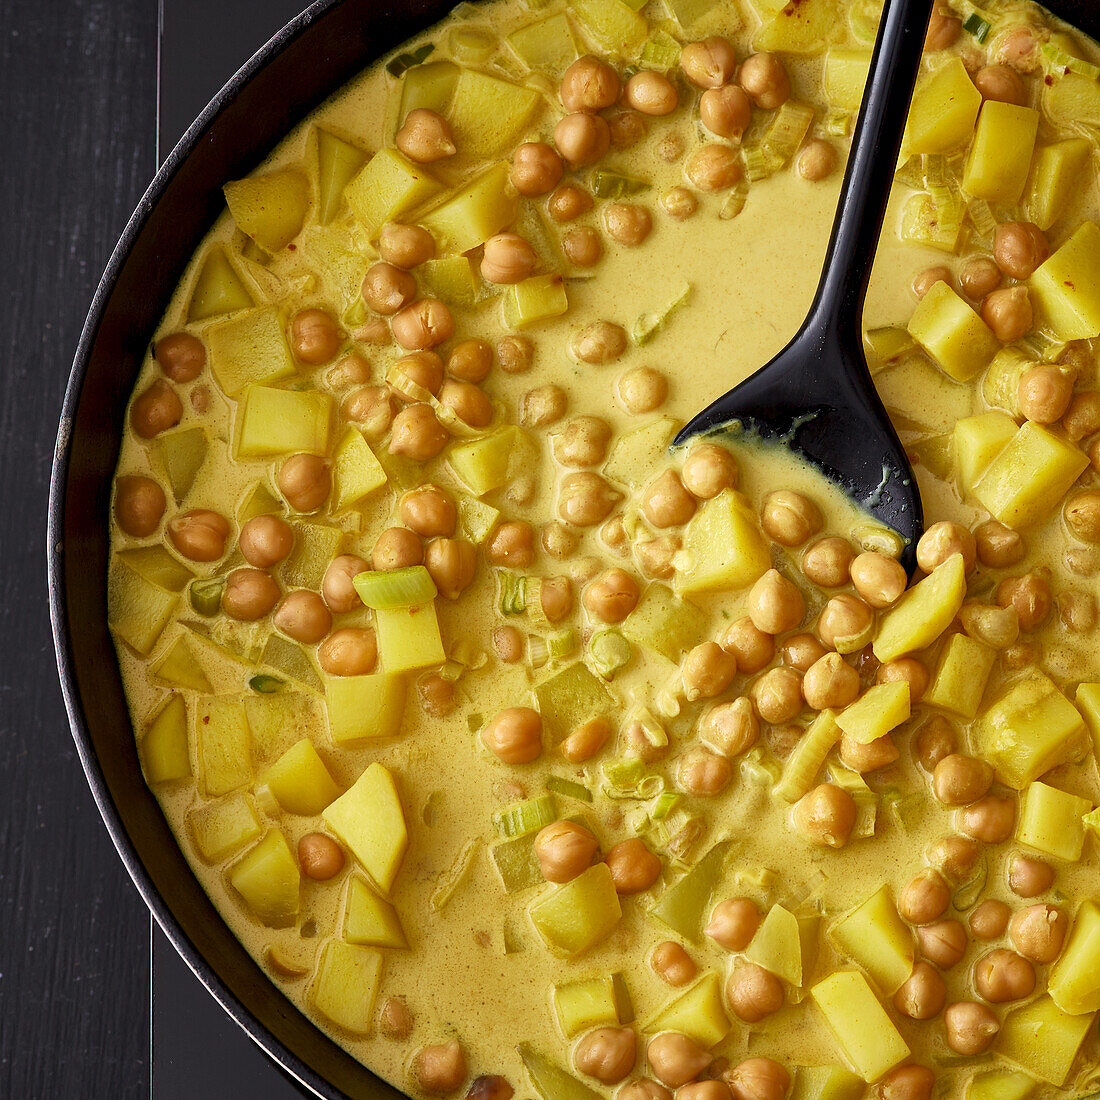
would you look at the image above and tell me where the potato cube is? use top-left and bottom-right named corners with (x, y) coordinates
top-left (1024, 139), bottom-right (1091, 231)
top-left (675, 490), bottom-right (771, 595)
top-left (824, 50), bottom-right (870, 110)
top-left (829, 885), bottom-right (914, 995)
top-left (553, 976), bottom-right (622, 1038)
top-left (965, 1069), bottom-right (1036, 1100)
top-left (790, 1065), bottom-right (864, 1100)
top-left (206, 306), bottom-right (296, 398)
top-left (962, 102), bottom-right (1039, 204)
top-left (188, 793), bottom-right (261, 864)
top-left (108, 557), bottom-right (180, 656)
top-left (603, 417), bottom-right (678, 490)
top-left (315, 129), bottom-right (367, 226)
top-left (954, 411), bottom-right (1018, 497)
top-left (322, 762), bottom-right (408, 894)
top-left (422, 163), bottom-right (517, 254)
top-left (973, 673), bottom-right (1089, 789)
top-left (188, 245), bottom-right (253, 322)
top-left (332, 428), bottom-right (387, 511)
top-left (999, 995), bottom-right (1096, 1086)
top-left (229, 830), bottom-right (300, 927)
top-left (448, 427), bottom-right (518, 496)
top-left (344, 875), bottom-right (407, 949)
top-left (223, 169), bottom-right (310, 253)
top-left (530, 863), bottom-right (622, 957)
top-left (811, 971), bottom-right (910, 1082)
top-left (503, 275), bottom-right (569, 330)
top-left (447, 69), bottom-right (542, 160)
top-left (872, 553), bottom-right (962, 664)
top-left (236, 386), bottom-right (332, 459)
top-left (623, 583), bottom-right (707, 664)
top-left (262, 739), bottom-right (342, 816)
top-left (1075, 682), bottom-right (1100, 751)
top-left (324, 672), bottom-right (407, 745)
top-left (152, 635), bottom-right (211, 693)
top-left (745, 904), bottom-right (802, 986)
top-left (907, 281), bottom-right (1000, 383)
top-left (345, 149), bottom-right (441, 240)
top-left (569, 0), bottom-right (647, 55)
top-left (1030, 220), bottom-right (1100, 340)
top-left (534, 661), bottom-right (614, 740)
top-left (195, 697), bottom-right (252, 797)
top-left (1017, 781), bottom-right (1092, 861)
top-left (754, 0), bottom-right (839, 54)
top-left (1048, 901), bottom-right (1100, 1015)
top-left (924, 633), bottom-right (995, 719)
top-left (644, 971), bottom-right (730, 1049)
top-left (905, 57), bottom-right (982, 155)
top-left (375, 603), bottom-right (445, 674)
top-left (507, 13), bottom-right (578, 70)
top-left (397, 60), bottom-right (459, 122)
top-left (140, 695), bottom-right (191, 785)
top-left (309, 940), bottom-right (383, 1034)
top-left (836, 683), bottom-right (910, 745)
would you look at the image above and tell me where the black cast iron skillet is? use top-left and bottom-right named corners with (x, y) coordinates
top-left (47, 1), bottom-right (1100, 1097)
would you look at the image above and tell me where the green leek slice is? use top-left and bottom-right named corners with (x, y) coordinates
top-left (352, 565), bottom-right (437, 609)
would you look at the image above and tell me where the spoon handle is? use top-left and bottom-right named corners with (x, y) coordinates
top-left (809, 0), bottom-right (936, 330)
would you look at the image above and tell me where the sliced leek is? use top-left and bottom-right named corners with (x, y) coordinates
top-left (353, 565), bottom-right (437, 609)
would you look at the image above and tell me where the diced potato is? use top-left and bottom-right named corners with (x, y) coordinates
top-left (503, 275), bottom-right (569, 330)
top-left (529, 863), bottom-right (622, 957)
top-left (206, 306), bottom-right (296, 398)
top-left (836, 684), bottom-right (910, 745)
top-left (458, 498), bottom-right (500, 544)
top-left (569, 0), bottom-right (647, 56)
top-left (966, 1070), bottom-right (1036, 1100)
top-left (188, 245), bottom-right (254, 322)
top-left (954, 411), bottom-right (1018, 497)
top-left (507, 13), bottom-right (578, 70)
top-left (447, 69), bottom-right (542, 160)
top-left (315, 129), bottom-right (367, 226)
top-left (962, 102), bottom-right (1039, 205)
top-left (223, 170), bottom-right (310, 253)
top-left (1030, 221), bottom-right (1100, 340)
top-left (322, 762), bottom-right (408, 895)
top-left (195, 697), bottom-right (252, 797)
top-left (602, 417), bottom-right (678, 490)
top-left (344, 876), bottom-right (407, 949)
top-left (332, 428), bottom-right (387, 512)
top-left (811, 971), bottom-right (910, 1082)
top-left (324, 672), bottom-right (407, 744)
top-left (281, 521), bottom-right (344, 589)
top-left (421, 163), bottom-right (517, 255)
top-left (790, 1065), bottom-right (864, 1100)
top-left (375, 603), bottom-right (445, 674)
top-left (229, 830), bottom-right (300, 927)
top-left (775, 709), bottom-right (841, 804)
top-left (675, 490), bottom-right (771, 595)
top-left (973, 674), bottom-right (1089, 789)
top-left (1016, 780), bottom-right (1092, 861)
top-left (746, 904), bottom-right (802, 986)
top-left (344, 148), bottom-right (441, 240)
top-left (753, 0), bottom-right (838, 54)
top-left (923, 633), bottom-right (995, 719)
top-left (1048, 901), bottom-right (1100, 1015)
top-left (262, 739), bottom-right (342, 816)
top-left (309, 940), bottom-right (383, 1034)
top-left (554, 975), bottom-right (625, 1038)
top-left (108, 557), bottom-right (179, 656)
top-left (622, 583), bottom-right (707, 663)
top-left (419, 255), bottom-right (479, 306)
top-left (152, 634), bottom-right (212, 693)
top-left (666, 0), bottom-right (737, 32)
top-left (905, 57), bottom-right (982, 155)
top-left (447, 427), bottom-right (519, 496)
top-left (1024, 139), bottom-right (1091, 231)
top-left (645, 971), bottom-right (731, 1048)
top-left (188, 793), bottom-right (261, 863)
top-left (829, 884), bottom-right (914, 995)
top-left (999, 995), bottom-right (1096, 1086)
top-left (244, 691), bottom-right (323, 764)
top-left (1075, 682), bottom-right (1100, 751)
top-left (907, 282), bottom-right (1000, 383)
top-left (823, 49), bottom-right (870, 110)
top-left (116, 545), bottom-right (195, 591)
top-left (153, 427), bottom-right (208, 504)
top-left (397, 60), bottom-right (459, 122)
top-left (236, 386), bottom-right (333, 458)
top-left (140, 695), bottom-right (191, 785)
top-left (872, 553), bottom-right (965, 662)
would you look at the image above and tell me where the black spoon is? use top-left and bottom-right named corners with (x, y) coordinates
top-left (675, 0), bottom-right (935, 573)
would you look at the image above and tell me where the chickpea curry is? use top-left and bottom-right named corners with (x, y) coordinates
top-left (108, 0), bottom-right (1100, 1096)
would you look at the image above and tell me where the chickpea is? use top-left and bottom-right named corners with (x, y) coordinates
top-left (982, 285), bottom-right (1033, 342)
top-left (959, 795), bottom-right (1016, 844)
top-left (924, 3), bottom-right (961, 50)
top-left (719, 618), bottom-right (774, 675)
top-left (570, 321), bottom-right (628, 365)
top-left (993, 221), bottom-right (1049, 279)
top-left (289, 308), bottom-right (341, 365)
top-left (917, 522), bottom-right (976, 574)
top-left (190, 385), bottom-right (211, 413)
top-left (1007, 855), bottom-right (1054, 898)
top-left (960, 601), bottom-right (1022, 650)
top-left (603, 202), bottom-right (653, 246)
top-left (396, 109), bottom-right (456, 163)
top-left (974, 948), bottom-right (1035, 1003)
top-left (554, 112), bottom-right (611, 169)
top-left (1063, 390), bottom-right (1100, 442)
top-left (911, 265), bottom-right (951, 300)
top-left (802, 537), bottom-right (854, 588)
top-left (747, 570), bottom-right (804, 635)
top-left (480, 233), bottom-right (539, 285)
top-left (318, 627), bottom-right (378, 676)
top-left (945, 1001), bottom-right (1001, 1055)
top-left (878, 1066), bottom-right (935, 1100)
top-left (563, 227), bottom-right (603, 268)
top-left (801, 653), bottom-right (859, 710)
top-left (561, 717), bottom-right (611, 763)
top-left (995, 23), bottom-right (1041, 71)
top-left (278, 453), bottom-right (331, 513)
top-left (481, 523), bottom-right (534, 572)
top-left (847, 552), bottom-right (905, 609)
top-left (639, 470), bottom-right (694, 529)
top-left (621, 1081), bottom-right (673, 1100)
top-left (353, 318), bottom-right (391, 345)
top-left (840, 732), bottom-right (899, 774)
top-left (574, 1027), bottom-right (636, 1085)
top-left (933, 754), bottom-right (994, 807)
top-left (439, 379), bottom-right (492, 430)
top-left (553, 416), bottom-right (612, 469)
top-left (482, 707), bottom-right (542, 764)
top-left (560, 54), bottom-right (620, 110)
top-left (390, 352), bottom-right (444, 402)
top-left (521, 384), bottom-right (567, 428)
top-left (1059, 588), bottom-right (1098, 633)
top-left (959, 256), bottom-right (1002, 299)
top-left (1065, 489), bottom-right (1100, 543)
top-left (677, 746), bottom-right (732, 797)
top-left (490, 626), bottom-right (524, 668)
top-left (738, 52), bottom-right (790, 109)
top-left (425, 538), bottom-right (477, 600)
top-left (750, 667), bottom-right (803, 724)
top-left (222, 568), bottom-right (280, 621)
top-left (995, 572), bottom-right (1051, 631)
top-left (397, 486), bottom-right (454, 540)
top-left (392, 299), bottom-right (454, 351)
top-left (131, 378), bottom-right (182, 438)
top-left (969, 899), bottom-right (1011, 940)
top-left (647, 1033), bottom-right (711, 1089)
top-left (379, 996), bottom-right (414, 1040)
top-left (343, 385), bottom-right (395, 441)
top-left (975, 519), bottom-right (1025, 568)
top-left (876, 658), bottom-right (929, 705)
top-left (274, 590), bottom-right (332, 644)
top-left (414, 1041), bottom-right (466, 1093)
top-left (373, 527), bottom-right (422, 571)
top-left (557, 472), bottom-right (618, 528)
top-left (704, 897), bottom-right (759, 951)
top-left (622, 70), bottom-right (677, 116)
top-left (678, 1083), bottom-right (729, 1100)
top-left (893, 961), bottom-right (947, 1020)
top-left (378, 222), bottom-right (435, 269)
top-left (618, 366), bottom-right (668, 413)
top-left (780, 633), bottom-right (827, 672)
top-left (725, 962), bottom-right (784, 1023)
top-left (606, 838), bottom-right (662, 894)
top-left (632, 531), bottom-right (679, 577)
top-left (681, 642), bottom-right (737, 701)
top-left (389, 403), bottom-right (448, 461)
top-left (1009, 903), bottom-right (1067, 963)
top-left (326, 353), bottom-right (372, 392)
top-left (152, 334), bottom-right (205, 390)
top-left (760, 490), bottom-right (822, 547)
top-left (725, 1060), bottom-right (789, 1100)
top-left (792, 784), bottom-right (856, 848)
top-left (579, 569), bottom-right (637, 625)
top-left (927, 834), bottom-right (983, 881)
top-left (601, 515), bottom-right (629, 557)
top-left (974, 63), bottom-right (1026, 104)
top-left (442, 340), bottom-right (490, 386)
top-left (361, 262), bottom-right (418, 316)
top-left (680, 37), bottom-right (737, 88)
top-left (685, 145), bottom-right (742, 192)
top-left (237, 514), bottom-right (293, 569)
top-left (534, 819), bottom-right (598, 884)
top-left (917, 919), bottom-right (968, 969)
top-left (319, 555), bottom-right (366, 615)
top-left (651, 941), bottom-right (697, 986)
top-left (548, 183), bottom-right (594, 223)
top-left (539, 575), bottom-right (574, 622)
top-left (798, 140), bottom-right (838, 182)
top-left (699, 85), bottom-right (752, 141)
top-left (492, 338), bottom-right (532, 381)
top-left (467, 1077), bottom-right (514, 1100)
top-left (613, 111), bottom-right (650, 151)
top-left (114, 475), bottom-right (166, 537)
top-left (511, 141), bottom-right (563, 197)
top-left (898, 870), bottom-right (950, 925)
top-left (167, 509), bottom-right (230, 562)
top-left (700, 697), bottom-right (759, 757)
top-left (913, 715), bottom-right (958, 771)
top-left (297, 832), bottom-right (345, 880)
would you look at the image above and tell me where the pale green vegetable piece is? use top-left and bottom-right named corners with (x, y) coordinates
top-left (489, 833), bottom-right (543, 894)
top-left (353, 565), bottom-right (436, 610)
top-left (324, 672), bottom-right (407, 745)
top-left (237, 480), bottom-right (284, 524)
top-left (645, 971), bottom-right (731, 1048)
top-left (674, 490), bottom-right (771, 596)
top-left (790, 1065), bottom-right (864, 1100)
top-left (1024, 139), bottom-right (1091, 232)
top-left (519, 1044), bottom-right (602, 1100)
top-left (205, 306), bottom-right (296, 398)
top-left (344, 876), bottom-right (408, 949)
top-left (529, 863), bottom-right (622, 957)
top-left (746, 904), bottom-right (803, 986)
top-left (507, 12), bottom-right (578, 70)
top-left (188, 245), bottom-right (254, 322)
top-left (422, 163), bottom-right (517, 254)
top-left (194, 697), bottom-right (252, 798)
top-left (872, 553), bottom-right (965, 662)
top-left (315, 129), bottom-right (367, 226)
top-left (602, 417), bottom-right (678, 490)
top-left (140, 694), bottom-right (191, 785)
top-left (242, 692), bottom-right (321, 765)
top-left (152, 634), bottom-right (212, 693)
top-left (309, 941), bottom-right (383, 1034)
top-left (187, 793), bottom-right (261, 864)
top-left (262, 739), bottom-right (342, 816)
top-left (649, 841), bottom-right (730, 940)
top-left (332, 428), bottom-right (387, 511)
top-left (229, 830), bottom-right (300, 927)
top-left (108, 559), bottom-right (179, 656)
top-left (534, 661), bottom-right (614, 740)
top-left (375, 603), bottom-right (445, 674)
top-left (447, 69), bottom-right (542, 160)
top-left (999, 995), bottom-right (1096, 1086)
top-left (828, 884), bottom-right (913, 995)
top-left (1077, 682), bottom-right (1100, 752)
top-left (281, 522), bottom-right (344, 590)
top-left (836, 683), bottom-right (909, 745)
top-left (965, 1069), bottom-right (1036, 1100)
top-left (811, 971), bottom-right (910, 1083)
top-left (419, 255), bottom-right (479, 307)
top-left (116, 545), bottom-right (195, 592)
top-left (775, 710), bottom-right (841, 803)
top-left (260, 634), bottom-right (321, 693)
top-left (568, 0), bottom-right (647, 56)
top-left (153, 427), bottom-right (208, 504)
top-left (224, 169), bottom-right (310, 253)
top-left (623, 583), bottom-right (707, 664)
top-left (1016, 781), bottom-right (1092, 862)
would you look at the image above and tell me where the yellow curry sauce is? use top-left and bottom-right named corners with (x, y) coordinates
top-left (107, 0), bottom-right (1100, 1096)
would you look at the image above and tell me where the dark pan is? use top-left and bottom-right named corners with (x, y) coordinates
top-left (46, 0), bottom-right (1100, 1097)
